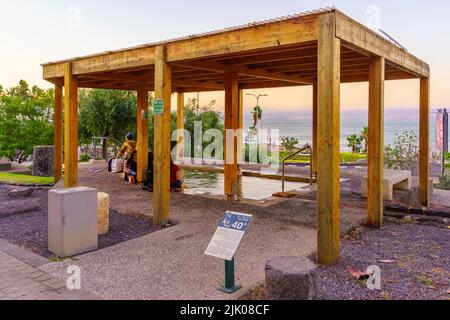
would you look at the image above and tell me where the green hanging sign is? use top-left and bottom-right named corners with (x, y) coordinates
top-left (153, 99), bottom-right (164, 115)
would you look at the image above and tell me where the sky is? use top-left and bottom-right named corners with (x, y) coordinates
top-left (0, 0), bottom-right (449, 113)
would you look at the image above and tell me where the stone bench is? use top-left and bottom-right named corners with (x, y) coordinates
top-left (265, 256), bottom-right (317, 300)
top-left (361, 169), bottom-right (412, 201)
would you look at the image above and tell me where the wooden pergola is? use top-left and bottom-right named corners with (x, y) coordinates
top-left (42, 8), bottom-right (430, 266)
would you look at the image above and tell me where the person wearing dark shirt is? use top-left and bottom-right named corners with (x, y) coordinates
top-left (125, 151), bottom-right (138, 185)
top-left (170, 159), bottom-right (183, 191)
top-left (142, 151), bottom-right (154, 191)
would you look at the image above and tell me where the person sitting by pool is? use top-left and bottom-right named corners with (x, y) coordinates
top-left (125, 151), bottom-right (138, 185)
top-left (170, 159), bottom-right (183, 192)
top-left (142, 151), bottom-right (154, 192)
top-left (116, 132), bottom-right (136, 161)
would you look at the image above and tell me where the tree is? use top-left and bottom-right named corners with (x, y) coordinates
top-left (183, 101), bottom-right (224, 158)
top-left (347, 134), bottom-right (363, 153)
top-left (185, 96), bottom-right (216, 116)
top-left (361, 126), bottom-right (369, 153)
top-left (252, 105), bottom-right (263, 129)
top-left (0, 80), bottom-right (54, 162)
top-left (281, 137), bottom-right (299, 153)
top-left (78, 89), bottom-right (139, 158)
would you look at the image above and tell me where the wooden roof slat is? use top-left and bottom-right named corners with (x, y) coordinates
top-left (177, 60), bottom-right (314, 85)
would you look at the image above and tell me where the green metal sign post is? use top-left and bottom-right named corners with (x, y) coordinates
top-left (153, 99), bottom-right (164, 115)
top-left (219, 257), bottom-right (241, 294)
top-left (205, 212), bottom-right (252, 295)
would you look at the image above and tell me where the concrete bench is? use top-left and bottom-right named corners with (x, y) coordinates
top-left (361, 169), bottom-right (412, 201)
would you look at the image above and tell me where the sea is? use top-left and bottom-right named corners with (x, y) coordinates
top-left (242, 108), bottom-right (447, 153)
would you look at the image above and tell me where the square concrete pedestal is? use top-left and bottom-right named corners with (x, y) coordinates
top-left (48, 187), bottom-right (98, 258)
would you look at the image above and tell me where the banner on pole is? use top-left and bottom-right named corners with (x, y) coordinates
top-left (436, 109), bottom-right (449, 153)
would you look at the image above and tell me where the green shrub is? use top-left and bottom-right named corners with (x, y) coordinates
top-left (80, 154), bottom-right (91, 162)
top-left (384, 131), bottom-right (419, 171)
top-left (281, 137), bottom-right (299, 153)
top-left (435, 175), bottom-right (450, 190)
top-left (444, 152), bottom-right (450, 161)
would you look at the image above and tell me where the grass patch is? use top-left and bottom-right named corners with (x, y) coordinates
top-left (0, 172), bottom-right (54, 185)
top-left (340, 152), bottom-right (367, 163)
top-left (49, 255), bottom-right (70, 263)
top-left (281, 151), bottom-right (367, 164)
top-left (79, 154), bottom-right (91, 163)
top-left (419, 276), bottom-right (434, 286)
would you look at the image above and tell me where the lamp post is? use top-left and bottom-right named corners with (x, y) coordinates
top-left (246, 93), bottom-right (267, 129)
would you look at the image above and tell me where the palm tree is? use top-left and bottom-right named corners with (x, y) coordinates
top-left (347, 134), bottom-right (363, 153)
top-left (252, 106), bottom-right (263, 129)
top-left (361, 126), bottom-right (369, 153)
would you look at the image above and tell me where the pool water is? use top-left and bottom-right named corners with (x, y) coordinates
top-left (182, 169), bottom-right (309, 201)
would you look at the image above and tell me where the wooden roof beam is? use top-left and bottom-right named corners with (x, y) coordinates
top-left (335, 11), bottom-right (429, 78)
top-left (222, 47), bottom-right (318, 66)
top-left (176, 61), bottom-right (314, 85)
top-left (173, 80), bottom-right (224, 90)
top-left (43, 47), bottom-right (156, 79)
top-left (166, 16), bottom-right (318, 62)
top-left (239, 80), bottom-right (310, 90)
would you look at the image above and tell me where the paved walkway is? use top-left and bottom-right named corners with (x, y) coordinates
top-left (42, 164), bottom-right (365, 300)
top-left (5, 163), bottom-right (365, 300)
top-left (0, 240), bottom-right (98, 300)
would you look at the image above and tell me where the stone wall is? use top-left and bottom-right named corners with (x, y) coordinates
top-left (0, 161), bottom-right (12, 172)
top-left (32, 146), bottom-right (54, 177)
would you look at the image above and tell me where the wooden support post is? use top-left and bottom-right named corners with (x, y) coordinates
top-left (54, 85), bottom-right (63, 183)
top-left (176, 92), bottom-right (185, 163)
top-left (153, 46), bottom-right (172, 226)
top-left (64, 63), bottom-right (78, 188)
top-left (237, 89), bottom-right (244, 197)
top-left (317, 13), bottom-right (341, 266)
top-left (312, 84), bottom-right (318, 176)
top-left (419, 77), bottom-right (430, 207)
top-left (224, 73), bottom-right (240, 200)
top-left (137, 83), bottom-right (149, 183)
top-left (367, 57), bottom-right (385, 228)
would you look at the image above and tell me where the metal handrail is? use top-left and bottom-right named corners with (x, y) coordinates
top-left (282, 143), bottom-right (313, 192)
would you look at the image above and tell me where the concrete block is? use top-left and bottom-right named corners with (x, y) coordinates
top-left (265, 256), bottom-right (317, 300)
top-left (97, 192), bottom-right (110, 235)
top-left (48, 187), bottom-right (98, 258)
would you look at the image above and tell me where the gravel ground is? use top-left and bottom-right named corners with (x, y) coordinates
top-left (240, 218), bottom-right (450, 300)
top-left (315, 218), bottom-right (449, 300)
top-left (0, 185), bottom-right (158, 258)
top-left (2, 162), bottom-right (448, 300)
